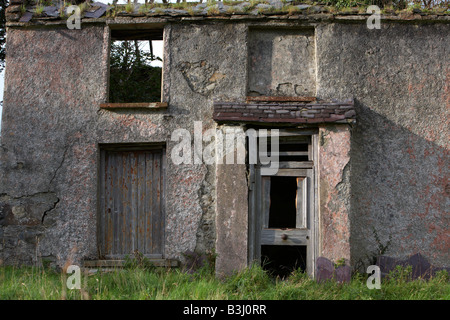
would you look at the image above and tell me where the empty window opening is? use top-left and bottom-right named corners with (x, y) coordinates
top-left (262, 245), bottom-right (307, 278)
top-left (268, 176), bottom-right (297, 228)
top-left (109, 28), bottom-right (163, 103)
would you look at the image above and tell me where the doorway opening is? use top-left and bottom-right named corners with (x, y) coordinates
top-left (248, 130), bottom-right (316, 277)
top-left (261, 245), bottom-right (307, 278)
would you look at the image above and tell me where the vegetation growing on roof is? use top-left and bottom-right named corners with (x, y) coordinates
top-left (4, 0), bottom-right (450, 23)
top-left (33, 2), bottom-right (43, 14)
top-left (95, 0), bottom-right (450, 16)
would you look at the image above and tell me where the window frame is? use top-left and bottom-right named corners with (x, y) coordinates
top-left (100, 24), bottom-right (168, 110)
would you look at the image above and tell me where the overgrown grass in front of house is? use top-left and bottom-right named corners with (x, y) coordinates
top-left (0, 263), bottom-right (448, 300)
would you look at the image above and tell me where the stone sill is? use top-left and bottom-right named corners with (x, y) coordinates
top-left (99, 102), bottom-right (168, 110)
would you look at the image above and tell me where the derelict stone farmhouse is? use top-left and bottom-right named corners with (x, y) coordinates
top-left (0, 0), bottom-right (449, 277)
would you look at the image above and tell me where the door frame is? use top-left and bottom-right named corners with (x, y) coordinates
top-left (247, 129), bottom-right (319, 277)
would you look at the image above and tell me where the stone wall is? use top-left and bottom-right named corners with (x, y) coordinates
top-left (0, 21), bottom-right (249, 267)
top-left (162, 22), bottom-right (248, 260)
top-left (1, 14), bottom-right (448, 271)
top-left (248, 27), bottom-right (316, 97)
top-left (0, 25), bottom-right (107, 265)
top-left (318, 125), bottom-right (352, 264)
top-left (316, 22), bottom-right (449, 268)
top-left (215, 125), bottom-right (249, 277)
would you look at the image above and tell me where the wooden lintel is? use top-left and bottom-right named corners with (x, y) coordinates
top-left (246, 96), bottom-right (317, 103)
top-left (99, 102), bottom-right (168, 109)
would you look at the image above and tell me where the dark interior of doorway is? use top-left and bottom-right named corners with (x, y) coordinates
top-left (261, 245), bottom-right (307, 278)
top-left (268, 176), bottom-right (297, 228)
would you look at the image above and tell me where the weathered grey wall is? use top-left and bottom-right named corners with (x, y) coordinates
top-left (0, 25), bottom-right (107, 265)
top-left (1, 18), bottom-right (448, 271)
top-left (248, 27), bottom-right (316, 97)
top-left (162, 22), bottom-right (248, 260)
top-left (316, 22), bottom-right (449, 267)
top-left (0, 21), bottom-right (249, 267)
top-left (215, 125), bottom-right (248, 277)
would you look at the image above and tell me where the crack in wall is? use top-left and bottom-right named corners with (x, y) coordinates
top-left (1, 143), bottom-right (68, 225)
top-left (41, 197), bottom-right (60, 224)
top-left (48, 145), bottom-right (69, 188)
top-left (0, 191), bottom-right (59, 231)
top-left (38, 143), bottom-right (70, 223)
top-left (0, 191), bottom-right (54, 201)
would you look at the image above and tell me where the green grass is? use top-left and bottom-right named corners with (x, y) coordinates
top-left (0, 264), bottom-right (448, 300)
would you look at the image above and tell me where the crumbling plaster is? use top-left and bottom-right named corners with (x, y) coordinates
top-left (318, 125), bottom-right (352, 264)
top-left (0, 21), bottom-right (249, 267)
top-left (0, 17), bottom-right (448, 271)
top-left (316, 22), bottom-right (449, 267)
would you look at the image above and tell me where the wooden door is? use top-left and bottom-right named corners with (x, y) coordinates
top-left (259, 169), bottom-right (313, 271)
top-left (99, 146), bottom-right (165, 259)
top-left (248, 131), bottom-right (317, 276)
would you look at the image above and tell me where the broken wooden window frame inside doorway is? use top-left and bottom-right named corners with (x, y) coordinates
top-left (97, 143), bottom-right (166, 264)
top-left (248, 130), bottom-right (319, 277)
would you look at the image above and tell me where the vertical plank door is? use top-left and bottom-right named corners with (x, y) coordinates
top-left (99, 148), bottom-right (164, 259)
